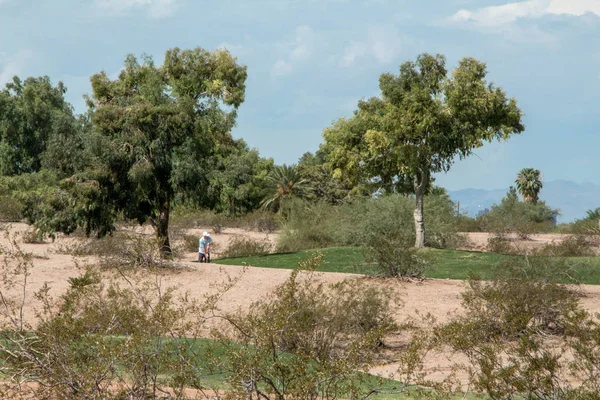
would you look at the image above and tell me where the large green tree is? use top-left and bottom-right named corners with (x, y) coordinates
top-left (87, 48), bottom-right (247, 255)
top-left (0, 76), bottom-right (80, 176)
top-left (324, 53), bottom-right (524, 248)
top-left (515, 168), bottom-right (543, 204)
top-left (204, 139), bottom-right (274, 215)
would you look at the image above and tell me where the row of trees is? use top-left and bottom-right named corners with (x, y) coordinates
top-left (0, 48), bottom-right (526, 253)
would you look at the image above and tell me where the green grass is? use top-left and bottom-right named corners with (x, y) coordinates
top-left (214, 247), bottom-right (600, 284)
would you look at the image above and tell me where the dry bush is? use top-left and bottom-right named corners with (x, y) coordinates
top-left (21, 228), bottom-right (46, 244)
top-left (222, 236), bottom-right (272, 258)
top-left (432, 256), bottom-right (600, 399)
top-left (180, 234), bottom-right (200, 252)
top-left (214, 253), bottom-right (399, 399)
top-left (54, 232), bottom-right (172, 270)
top-left (487, 235), bottom-right (515, 254)
top-left (241, 210), bottom-right (279, 233)
top-left (535, 235), bottom-right (596, 257)
top-left (364, 233), bottom-right (427, 278)
top-left (0, 196), bottom-right (22, 222)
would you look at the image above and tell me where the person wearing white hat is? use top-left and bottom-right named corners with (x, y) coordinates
top-left (199, 232), bottom-right (212, 263)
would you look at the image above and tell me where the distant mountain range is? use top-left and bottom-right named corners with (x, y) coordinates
top-left (448, 180), bottom-right (600, 223)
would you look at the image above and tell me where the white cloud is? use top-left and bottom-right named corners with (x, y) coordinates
top-left (270, 25), bottom-right (316, 78)
top-left (342, 41), bottom-right (367, 66)
top-left (0, 49), bottom-right (33, 86)
top-left (449, 0), bottom-right (600, 29)
top-left (547, 0), bottom-right (600, 16)
top-left (449, 1), bottom-right (547, 27)
top-left (95, 0), bottom-right (176, 19)
top-left (290, 25), bottom-right (314, 61)
top-left (270, 59), bottom-right (293, 78)
top-left (340, 25), bottom-right (404, 66)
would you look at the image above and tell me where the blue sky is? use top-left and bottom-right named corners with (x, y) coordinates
top-left (0, 0), bottom-right (599, 191)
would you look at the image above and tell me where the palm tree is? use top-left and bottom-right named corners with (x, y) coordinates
top-left (515, 168), bottom-right (543, 204)
top-left (260, 164), bottom-right (310, 212)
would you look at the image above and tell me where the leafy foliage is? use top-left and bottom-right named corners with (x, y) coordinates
top-left (0, 76), bottom-right (81, 176)
top-left (364, 232), bottom-right (427, 278)
top-left (81, 47), bottom-right (247, 254)
top-left (204, 141), bottom-right (273, 215)
top-left (260, 164), bottom-right (310, 213)
top-left (276, 194), bottom-right (462, 252)
top-left (216, 254), bottom-right (397, 399)
top-left (323, 53), bottom-right (524, 247)
top-left (479, 186), bottom-right (559, 235)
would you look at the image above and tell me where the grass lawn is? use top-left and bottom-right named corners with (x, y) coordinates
top-left (214, 247), bottom-right (600, 284)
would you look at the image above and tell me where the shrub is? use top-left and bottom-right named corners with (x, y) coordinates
top-left (434, 256), bottom-right (600, 399)
top-left (479, 189), bottom-right (559, 235)
top-left (0, 196), bottom-right (22, 222)
top-left (21, 228), bottom-right (46, 244)
top-left (181, 234), bottom-right (200, 252)
top-left (55, 232), bottom-right (171, 270)
top-left (487, 235), bottom-right (514, 254)
top-left (276, 194), bottom-right (461, 252)
top-left (215, 253), bottom-right (398, 399)
top-left (535, 235), bottom-right (596, 257)
top-left (364, 233), bottom-right (426, 278)
top-left (242, 210), bottom-right (279, 233)
top-left (223, 236), bottom-right (271, 258)
top-left (440, 258), bottom-right (581, 345)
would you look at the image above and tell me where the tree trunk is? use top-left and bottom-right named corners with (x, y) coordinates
top-left (413, 171), bottom-right (428, 249)
top-left (155, 201), bottom-right (171, 258)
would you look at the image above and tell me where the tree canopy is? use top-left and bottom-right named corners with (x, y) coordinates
top-left (0, 76), bottom-right (79, 176)
top-left (86, 47), bottom-right (247, 254)
top-left (323, 53), bottom-right (524, 247)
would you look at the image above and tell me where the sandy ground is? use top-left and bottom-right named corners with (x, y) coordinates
top-left (2, 223), bottom-right (600, 385)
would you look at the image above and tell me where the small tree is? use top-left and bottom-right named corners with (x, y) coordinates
top-left (515, 168), bottom-right (543, 204)
top-left (324, 53), bottom-right (524, 248)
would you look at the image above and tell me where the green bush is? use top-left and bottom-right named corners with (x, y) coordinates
top-left (479, 188), bottom-right (559, 235)
top-left (487, 235), bottom-right (514, 254)
top-left (216, 254), bottom-right (397, 399)
top-left (364, 233), bottom-right (426, 278)
top-left (0, 196), bottom-right (22, 222)
top-left (276, 194), bottom-right (461, 252)
top-left (241, 210), bottom-right (279, 232)
top-left (440, 258), bottom-right (581, 344)
top-left (223, 236), bottom-right (272, 258)
top-left (535, 235), bottom-right (595, 257)
top-left (455, 214), bottom-right (483, 232)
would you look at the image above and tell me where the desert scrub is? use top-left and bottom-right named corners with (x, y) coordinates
top-left (364, 233), bottom-right (427, 278)
top-left (223, 236), bottom-right (272, 258)
top-left (535, 235), bottom-right (596, 257)
top-left (53, 232), bottom-right (172, 270)
top-left (214, 253), bottom-right (398, 399)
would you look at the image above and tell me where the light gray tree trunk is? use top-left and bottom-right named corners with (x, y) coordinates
top-left (413, 170), bottom-right (428, 249)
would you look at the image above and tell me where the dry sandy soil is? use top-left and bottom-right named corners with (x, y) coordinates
top-left (2, 223), bottom-right (600, 384)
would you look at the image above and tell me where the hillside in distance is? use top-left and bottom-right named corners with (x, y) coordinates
top-left (448, 180), bottom-right (600, 223)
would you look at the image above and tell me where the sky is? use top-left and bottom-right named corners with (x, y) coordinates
top-left (0, 0), bottom-right (599, 191)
